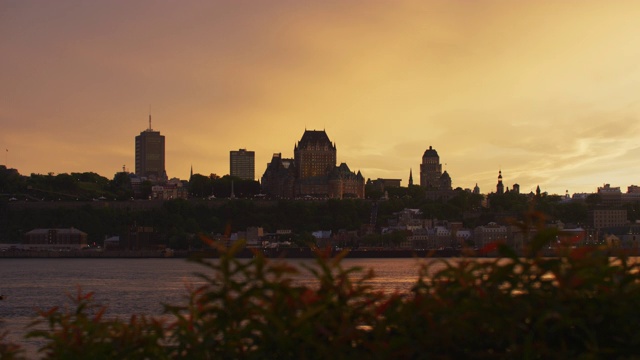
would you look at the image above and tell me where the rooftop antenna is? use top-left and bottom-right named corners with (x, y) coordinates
top-left (148, 104), bottom-right (153, 131)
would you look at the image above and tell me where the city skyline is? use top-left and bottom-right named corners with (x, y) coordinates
top-left (3, 1), bottom-right (640, 195)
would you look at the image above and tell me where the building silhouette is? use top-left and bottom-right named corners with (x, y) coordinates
top-left (261, 130), bottom-right (365, 199)
top-left (496, 170), bottom-right (504, 194)
top-left (420, 146), bottom-right (442, 189)
top-left (261, 153), bottom-right (296, 198)
top-left (418, 146), bottom-right (456, 200)
top-left (23, 228), bottom-right (88, 250)
top-left (230, 149), bottom-right (255, 180)
top-left (439, 170), bottom-right (452, 190)
top-left (135, 115), bottom-right (166, 182)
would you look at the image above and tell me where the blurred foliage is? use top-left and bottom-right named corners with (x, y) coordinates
top-left (3, 214), bottom-right (640, 358)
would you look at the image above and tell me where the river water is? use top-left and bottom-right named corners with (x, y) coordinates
top-left (0, 257), bottom-right (451, 357)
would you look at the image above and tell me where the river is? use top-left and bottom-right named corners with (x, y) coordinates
top-left (0, 257), bottom-right (451, 358)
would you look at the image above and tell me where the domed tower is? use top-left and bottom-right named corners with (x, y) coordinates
top-left (496, 170), bottom-right (504, 194)
top-left (439, 171), bottom-right (452, 191)
top-left (420, 146), bottom-right (442, 189)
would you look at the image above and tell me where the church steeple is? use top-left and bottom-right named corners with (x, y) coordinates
top-left (497, 170), bottom-right (504, 194)
top-left (408, 168), bottom-right (414, 186)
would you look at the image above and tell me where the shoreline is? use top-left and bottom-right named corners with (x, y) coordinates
top-left (0, 248), bottom-right (463, 259)
top-left (1, 246), bottom-right (636, 259)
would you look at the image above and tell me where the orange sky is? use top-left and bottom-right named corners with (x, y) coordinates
top-left (2, 0), bottom-right (640, 195)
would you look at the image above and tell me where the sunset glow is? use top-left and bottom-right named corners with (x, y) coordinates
top-left (2, 1), bottom-right (640, 194)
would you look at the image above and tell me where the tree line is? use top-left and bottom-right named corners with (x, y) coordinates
top-left (4, 165), bottom-right (639, 248)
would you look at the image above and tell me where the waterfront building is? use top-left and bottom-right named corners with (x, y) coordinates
top-left (230, 149), bottom-right (255, 180)
top-left (135, 115), bottom-right (166, 182)
top-left (600, 224), bottom-right (640, 248)
top-left (23, 228), bottom-right (88, 250)
top-left (125, 226), bottom-right (161, 250)
top-left (474, 222), bottom-right (508, 249)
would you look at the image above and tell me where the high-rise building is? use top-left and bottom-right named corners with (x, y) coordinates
top-left (420, 146), bottom-right (442, 189)
top-left (230, 149), bottom-right (255, 180)
top-left (135, 115), bottom-right (166, 181)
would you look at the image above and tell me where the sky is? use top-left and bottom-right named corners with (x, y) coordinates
top-left (2, 0), bottom-right (640, 195)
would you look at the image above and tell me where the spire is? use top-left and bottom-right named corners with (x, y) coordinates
top-left (408, 168), bottom-right (414, 186)
top-left (148, 113), bottom-right (152, 131)
top-left (497, 170), bottom-right (504, 194)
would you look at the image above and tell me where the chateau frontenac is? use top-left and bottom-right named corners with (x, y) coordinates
top-left (261, 130), bottom-right (365, 199)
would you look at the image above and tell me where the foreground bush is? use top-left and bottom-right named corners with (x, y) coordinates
top-left (3, 213), bottom-right (640, 359)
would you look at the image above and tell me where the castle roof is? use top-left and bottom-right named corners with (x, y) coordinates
top-left (329, 163), bottom-right (363, 180)
top-left (296, 130), bottom-right (335, 149)
top-left (265, 153), bottom-right (295, 173)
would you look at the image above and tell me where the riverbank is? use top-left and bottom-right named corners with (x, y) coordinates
top-left (0, 247), bottom-right (463, 259)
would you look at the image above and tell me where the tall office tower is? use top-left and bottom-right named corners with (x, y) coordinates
top-left (230, 149), bottom-right (255, 180)
top-left (135, 115), bottom-right (166, 181)
top-left (420, 146), bottom-right (442, 189)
